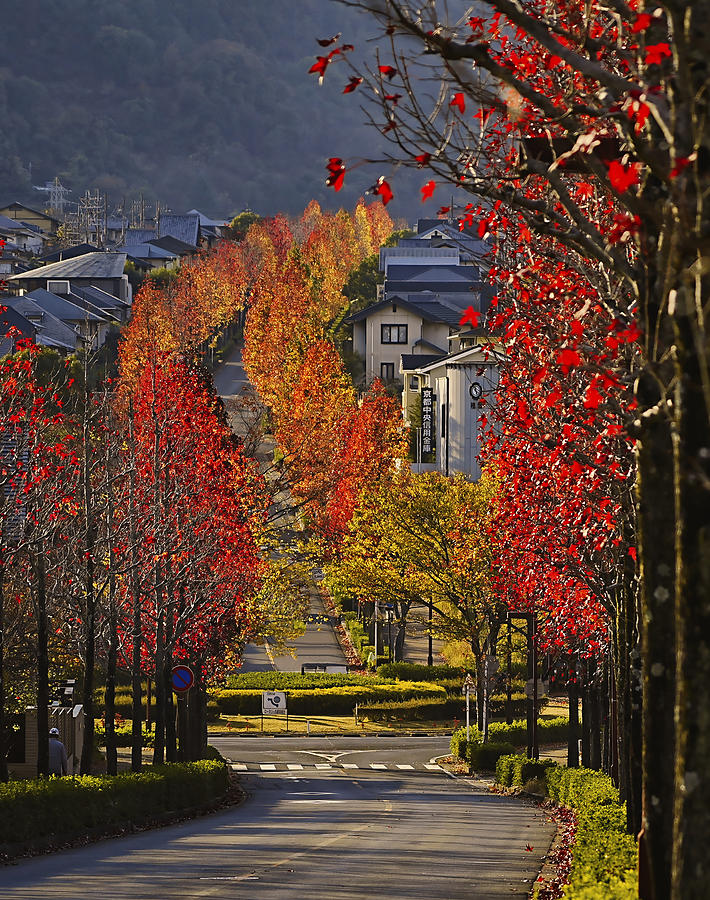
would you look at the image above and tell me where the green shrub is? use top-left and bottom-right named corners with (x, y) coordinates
top-left (450, 716), bottom-right (568, 758)
top-left (357, 696), bottom-right (465, 721)
top-left (468, 741), bottom-right (516, 771)
top-left (94, 721), bottom-right (155, 748)
top-left (0, 760), bottom-right (228, 847)
top-left (224, 672), bottom-right (391, 690)
top-left (212, 681), bottom-right (446, 716)
top-left (496, 755), bottom-right (637, 899)
top-left (377, 662), bottom-right (464, 682)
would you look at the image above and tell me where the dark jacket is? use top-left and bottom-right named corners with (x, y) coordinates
top-left (48, 737), bottom-right (68, 775)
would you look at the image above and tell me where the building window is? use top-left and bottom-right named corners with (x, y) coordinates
top-left (381, 324), bottom-right (408, 344)
top-left (409, 375), bottom-right (419, 391)
top-left (381, 362), bottom-right (395, 381)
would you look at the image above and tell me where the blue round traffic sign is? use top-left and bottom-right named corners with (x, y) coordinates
top-left (172, 665), bottom-right (194, 692)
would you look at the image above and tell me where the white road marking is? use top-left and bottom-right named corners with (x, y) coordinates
top-left (424, 764), bottom-right (441, 770)
top-left (342, 763), bottom-right (359, 769)
top-left (230, 763), bottom-right (247, 771)
top-left (287, 764), bottom-right (303, 770)
top-left (370, 763), bottom-right (387, 769)
top-left (315, 764), bottom-right (332, 769)
top-left (396, 764), bottom-right (414, 770)
top-left (260, 763), bottom-right (276, 770)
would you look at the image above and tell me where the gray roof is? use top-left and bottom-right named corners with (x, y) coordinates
top-left (70, 284), bottom-right (129, 310)
top-left (148, 235), bottom-right (195, 256)
top-left (9, 252), bottom-right (127, 281)
top-left (116, 242), bottom-right (178, 260)
top-left (158, 214), bottom-right (199, 247)
top-left (122, 228), bottom-right (156, 246)
top-left (385, 264), bottom-right (479, 284)
top-left (40, 243), bottom-right (99, 263)
top-left (186, 209), bottom-right (228, 228)
top-left (3, 296), bottom-right (80, 351)
top-left (24, 288), bottom-right (105, 323)
top-left (0, 213), bottom-right (38, 234)
top-left (347, 293), bottom-right (467, 327)
top-left (401, 353), bottom-right (444, 371)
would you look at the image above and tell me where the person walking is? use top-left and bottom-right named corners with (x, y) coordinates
top-left (48, 727), bottom-right (68, 776)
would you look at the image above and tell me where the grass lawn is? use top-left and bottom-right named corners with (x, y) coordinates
top-left (208, 714), bottom-right (456, 735)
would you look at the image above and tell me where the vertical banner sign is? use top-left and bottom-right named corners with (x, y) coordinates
top-left (421, 387), bottom-right (433, 454)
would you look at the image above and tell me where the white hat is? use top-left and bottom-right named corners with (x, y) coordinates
top-left (49, 727), bottom-right (60, 736)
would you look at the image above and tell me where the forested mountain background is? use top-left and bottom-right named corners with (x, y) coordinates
top-left (0, 0), bottom-right (422, 220)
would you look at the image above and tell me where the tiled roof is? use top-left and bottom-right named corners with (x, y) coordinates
top-left (115, 242), bottom-right (177, 260)
top-left (148, 235), bottom-right (195, 256)
top-left (69, 284), bottom-right (129, 311)
top-left (122, 228), bottom-right (156, 246)
top-left (40, 243), bottom-right (99, 264)
top-left (401, 353), bottom-right (444, 371)
top-left (23, 288), bottom-right (106, 323)
top-left (3, 296), bottom-right (80, 351)
top-left (9, 252), bottom-right (127, 281)
top-left (158, 214), bottom-right (199, 247)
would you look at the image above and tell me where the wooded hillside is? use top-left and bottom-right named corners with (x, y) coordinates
top-left (0, 0), bottom-right (418, 218)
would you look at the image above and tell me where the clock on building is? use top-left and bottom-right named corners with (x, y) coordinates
top-left (469, 382), bottom-right (483, 400)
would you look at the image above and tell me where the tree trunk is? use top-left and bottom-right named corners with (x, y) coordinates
top-left (128, 403), bottom-right (143, 773)
top-left (104, 573), bottom-right (118, 776)
top-left (0, 562), bottom-right (7, 782)
top-left (152, 613), bottom-right (165, 766)
top-left (34, 548), bottom-right (49, 777)
top-left (567, 664), bottom-right (579, 768)
top-left (670, 304), bottom-right (710, 898)
top-left (635, 379), bottom-right (677, 900)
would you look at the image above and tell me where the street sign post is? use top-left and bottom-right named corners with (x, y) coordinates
top-left (171, 665), bottom-right (194, 693)
top-left (462, 673), bottom-right (475, 742)
top-left (261, 691), bottom-right (288, 732)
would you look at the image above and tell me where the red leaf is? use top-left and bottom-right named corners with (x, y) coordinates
top-left (343, 76), bottom-right (363, 94)
top-left (373, 177), bottom-right (393, 205)
top-left (557, 348), bottom-right (581, 373)
top-left (628, 547), bottom-right (637, 562)
top-left (438, 206), bottom-right (451, 216)
top-left (459, 306), bottom-right (480, 328)
top-left (525, 844), bottom-right (534, 852)
top-left (379, 65), bottom-right (397, 79)
top-left (632, 13), bottom-right (653, 32)
top-left (544, 54), bottom-right (562, 69)
top-left (645, 43), bottom-right (672, 66)
top-left (608, 160), bottom-right (640, 193)
top-left (309, 56), bottom-right (330, 83)
top-left (325, 158), bottom-right (346, 191)
top-left (317, 33), bottom-right (341, 47)
top-left (421, 181), bottom-right (436, 202)
top-left (384, 93), bottom-right (402, 104)
top-left (415, 152), bottom-right (431, 168)
top-left (450, 92), bottom-right (466, 113)
top-left (583, 384), bottom-right (603, 409)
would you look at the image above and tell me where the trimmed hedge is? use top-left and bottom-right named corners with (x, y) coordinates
top-left (0, 760), bottom-right (229, 847)
top-left (357, 692), bottom-right (532, 722)
top-left (468, 741), bottom-right (516, 771)
top-left (496, 755), bottom-right (637, 899)
top-left (450, 716), bottom-right (569, 760)
top-left (377, 663), bottom-right (464, 681)
top-left (212, 681), bottom-right (446, 716)
top-left (224, 672), bottom-right (390, 690)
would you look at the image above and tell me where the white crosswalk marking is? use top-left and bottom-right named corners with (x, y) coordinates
top-left (230, 761), bottom-right (446, 773)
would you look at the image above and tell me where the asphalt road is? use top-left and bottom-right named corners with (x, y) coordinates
top-left (211, 735), bottom-right (452, 772)
top-left (1, 756), bottom-right (554, 899)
